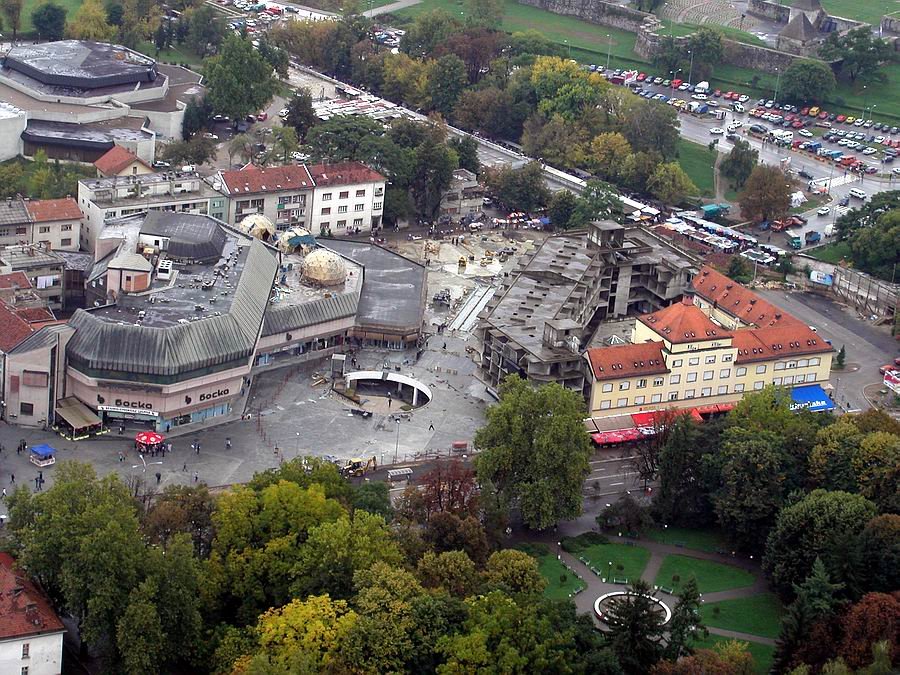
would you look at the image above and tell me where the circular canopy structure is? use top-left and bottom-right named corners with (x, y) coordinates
top-left (135, 431), bottom-right (165, 446)
top-left (238, 213), bottom-right (276, 242)
top-left (302, 249), bottom-right (347, 287)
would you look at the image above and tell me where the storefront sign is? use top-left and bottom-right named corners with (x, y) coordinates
top-left (113, 398), bottom-right (154, 409)
top-left (200, 388), bottom-right (230, 402)
top-left (98, 404), bottom-right (159, 417)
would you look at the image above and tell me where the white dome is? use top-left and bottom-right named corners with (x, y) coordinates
top-left (302, 249), bottom-right (347, 287)
top-left (277, 226), bottom-right (313, 254)
top-left (238, 213), bottom-right (276, 241)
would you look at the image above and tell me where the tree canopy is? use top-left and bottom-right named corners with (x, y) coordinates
top-left (204, 34), bottom-right (277, 125)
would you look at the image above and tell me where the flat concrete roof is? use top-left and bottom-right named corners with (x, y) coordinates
top-left (4, 41), bottom-right (157, 89)
top-left (24, 119), bottom-right (153, 147)
top-left (80, 172), bottom-right (218, 208)
top-left (0, 80), bottom-right (111, 116)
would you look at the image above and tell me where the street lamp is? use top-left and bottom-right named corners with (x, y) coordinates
top-left (670, 68), bottom-right (681, 95)
top-left (563, 39), bottom-right (571, 59)
top-left (773, 67), bottom-right (781, 104)
top-left (393, 418), bottom-right (400, 464)
top-left (605, 34), bottom-right (611, 71)
top-left (687, 50), bottom-right (694, 86)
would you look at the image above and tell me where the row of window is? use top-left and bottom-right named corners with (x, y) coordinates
top-left (321, 189), bottom-right (368, 201)
top-left (598, 373), bottom-right (819, 409)
top-left (321, 218), bottom-right (365, 229)
top-left (321, 204), bottom-right (366, 215)
top-left (0, 223), bottom-right (75, 237)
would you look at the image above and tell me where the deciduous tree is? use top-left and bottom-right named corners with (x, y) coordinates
top-left (66, 0), bottom-right (115, 40)
top-left (589, 132), bottom-right (632, 181)
top-left (739, 164), bottom-right (791, 224)
top-left (820, 27), bottom-right (892, 83)
top-left (685, 27), bottom-right (725, 81)
top-left (837, 593), bottom-right (900, 668)
top-left (419, 459), bottom-right (479, 520)
top-left (284, 87), bottom-right (318, 141)
top-left (428, 54), bottom-right (468, 116)
top-left (483, 549), bottom-right (546, 595)
top-left (548, 189), bottom-right (578, 230)
top-left (448, 135), bottom-right (480, 175)
top-left (720, 139), bottom-right (758, 190)
top-left (31, 1), bottom-right (67, 40)
top-left (781, 59), bottom-right (837, 104)
top-left (204, 34), bottom-right (277, 126)
top-left (624, 99), bottom-right (680, 160)
top-left (857, 514), bottom-right (900, 593)
top-left (648, 162), bottom-right (697, 205)
top-left (1, 0), bottom-right (23, 40)
top-left (483, 161), bottom-right (550, 212)
top-left (417, 550), bottom-right (479, 597)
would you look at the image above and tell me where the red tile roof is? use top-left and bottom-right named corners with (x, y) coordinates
top-left (307, 161), bottom-right (385, 188)
top-left (15, 306), bottom-right (56, 324)
top-left (639, 298), bottom-right (732, 344)
top-left (586, 341), bottom-right (670, 381)
top-left (691, 266), bottom-right (802, 328)
top-left (0, 552), bottom-right (65, 640)
top-left (93, 145), bottom-right (150, 176)
top-left (220, 164), bottom-right (314, 194)
top-left (732, 325), bottom-right (833, 363)
top-left (0, 272), bottom-right (31, 290)
top-left (0, 300), bottom-right (34, 352)
top-left (25, 197), bottom-right (82, 223)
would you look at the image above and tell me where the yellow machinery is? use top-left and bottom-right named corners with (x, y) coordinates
top-left (341, 456), bottom-right (377, 477)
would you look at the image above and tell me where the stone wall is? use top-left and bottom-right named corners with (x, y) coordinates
top-left (518, 0), bottom-right (652, 33)
top-left (747, 0), bottom-right (790, 24)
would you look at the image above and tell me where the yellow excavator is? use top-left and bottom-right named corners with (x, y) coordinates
top-left (340, 456), bottom-right (377, 478)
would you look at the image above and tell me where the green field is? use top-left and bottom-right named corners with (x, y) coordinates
top-left (656, 19), bottom-right (765, 46)
top-left (136, 42), bottom-right (205, 68)
top-left (654, 554), bottom-right (756, 594)
top-left (536, 553), bottom-right (587, 600)
top-left (700, 593), bottom-right (784, 639)
top-left (820, 0), bottom-right (896, 25)
top-left (807, 240), bottom-right (852, 263)
top-left (677, 138), bottom-right (717, 198)
top-left (644, 527), bottom-right (730, 553)
top-left (580, 542), bottom-right (651, 583)
top-left (19, 0), bottom-right (83, 34)
top-left (695, 633), bottom-right (775, 674)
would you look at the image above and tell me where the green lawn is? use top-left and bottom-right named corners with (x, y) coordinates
top-left (654, 554), bottom-right (756, 594)
top-left (19, 0), bottom-right (83, 34)
top-left (677, 138), bottom-right (718, 198)
top-left (136, 41), bottom-right (205, 69)
top-left (695, 633), bottom-right (775, 674)
top-left (700, 593), bottom-right (784, 639)
top-left (655, 18), bottom-right (766, 46)
top-left (806, 240), bottom-right (852, 263)
top-left (536, 553), bottom-right (587, 600)
top-left (579, 542), bottom-right (651, 583)
top-left (644, 527), bottom-right (730, 553)
top-left (820, 0), bottom-right (896, 25)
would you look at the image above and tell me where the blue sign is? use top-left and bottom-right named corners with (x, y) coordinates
top-left (790, 384), bottom-right (835, 412)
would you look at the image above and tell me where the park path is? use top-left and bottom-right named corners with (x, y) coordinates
top-left (363, 0), bottom-right (421, 17)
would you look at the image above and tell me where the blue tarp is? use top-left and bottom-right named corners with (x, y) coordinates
top-left (30, 444), bottom-right (56, 458)
top-left (790, 384), bottom-right (835, 412)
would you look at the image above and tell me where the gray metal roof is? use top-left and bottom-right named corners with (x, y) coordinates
top-left (140, 212), bottom-right (226, 261)
top-left (0, 198), bottom-right (29, 227)
top-left (9, 324), bottom-right (72, 354)
top-left (54, 250), bottom-right (94, 272)
top-left (66, 239), bottom-right (277, 377)
top-left (4, 41), bottom-right (158, 89)
top-left (263, 291), bottom-right (359, 336)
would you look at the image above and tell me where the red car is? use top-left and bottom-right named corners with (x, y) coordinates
top-left (792, 120), bottom-right (804, 128)
top-left (800, 107), bottom-right (809, 116)
top-left (785, 113), bottom-right (795, 121)
top-left (836, 115), bottom-right (846, 123)
top-left (730, 92), bottom-right (741, 100)
top-left (637, 73), bottom-right (647, 81)
top-left (818, 111), bottom-right (829, 119)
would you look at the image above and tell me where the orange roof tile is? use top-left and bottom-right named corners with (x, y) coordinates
top-left (307, 161), bottom-right (385, 187)
top-left (0, 300), bottom-right (34, 352)
top-left (93, 145), bottom-right (150, 176)
top-left (732, 325), bottom-right (833, 363)
top-left (0, 552), bottom-right (65, 641)
top-left (586, 341), bottom-right (670, 381)
top-left (0, 272), bottom-right (31, 290)
top-left (639, 298), bottom-right (732, 344)
top-left (220, 164), bottom-right (314, 194)
top-left (15, 306), bottom-right (56, 324)
top-left (25, 197), bottom-right (82, 223)
top-left (691, 266), bottom-right (802, 328)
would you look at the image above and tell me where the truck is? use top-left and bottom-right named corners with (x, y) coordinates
top-left (805, 231), bottom-right (822, 245)
top-left (787, 229), bottom-right (803, 249)
top-left (340, 456), bottom-right (377, 478)
top-left (701, 203), bottom-right (730, 218)
top-left (688, 101), bottom-right (708, 115)
top-left (694, 81), bottom-right (710, 94)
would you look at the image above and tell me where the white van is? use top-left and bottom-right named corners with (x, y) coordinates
top-left (848, 188), bottom-right (867, 200)
top-left (733, 102), bottom-right (745, 113)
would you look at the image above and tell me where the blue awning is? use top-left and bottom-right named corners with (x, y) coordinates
top-left (790, 384), bottom-right (835, 412)
top-left (30, 444), bottom-right (56, 458)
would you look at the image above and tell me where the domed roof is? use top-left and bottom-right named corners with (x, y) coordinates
top-left (302, 249), bottom-right (347, 287)
top-left (277, 226), bottom-right (315, 254)
top-left (238, 213), bottom-right (276, 242)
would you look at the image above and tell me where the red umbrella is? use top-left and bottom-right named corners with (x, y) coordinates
top-left (135, 431), bottom-right (164, 445)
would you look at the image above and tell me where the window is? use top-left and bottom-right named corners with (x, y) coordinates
top-left (354, 203), bottom-right (364, 212)
top-left (795, 374), bottom-right (806, 384)
top-left (810, 357), bottom-right (821, 366)
top-left (734, 383), bottom-right (745, 392)
top-left (774, 377), bottom-right (782, 385)
top-left (16, 227), bottom-right (26, 235)
top-left (634, 395), bottom-right (645, 405)
top-left (337, 205), bottom-right (348, 214)
top-left (637, 379), bottom-right (647, 389)
top-left (668, 392), bottom-right (678, 401)
top-left (783, 375), bottom-right (794, 385)
top-left (21, 668), bottom-right (28, 675)
top-left (339, 191), bottom-right (349, 199)
top-left (337, 220), bottom-right (347, 228)
top-left (689, 357), bottom-right (700, 366)
top-left (774, 362), bottom-right (786, 371)
top-left (61, 224), bottom-right (72, 231)
top-left (653, 377), bottom-right (664, 386)
top-left (650, 393), bottom-right (662, 403)
top-left (22, 643), bottom-right (29, 658)
top-left (687, 372), bottom-right (697, 383)
top-left (720, 368), bottom-right (731, 379)
top-left (600, 400), bottom-right (611, 410)
top-left (601, 383), bottom-right (613, 393)
top-left (672, 359), bottom-right (683, 368)
top-left (723, 354), bottom-right (733, 362)
top-left (354, 189), bottom-right (365, 197)
top-left (373, 202), bottom-right (382, 210)
top-left (736, 367), bottom-right (747, 376)
top-left (353, 218), bottom-right (363, 226)
top-left (703, 370), bottom-right (714, 381)
top-left (685, 389), bottom-right (695, 399)
top-left (717, 385), bottom-right (728, 395)
top-left (22, 371), bottom-right (48, 387)
top-left (701, 387), bottom-right (712, 397)
top-left (616, 398), bottom-right (628, 408)
top-left (798, 359), bottom-right (808, 367)
top-left (756, 365), bottom-right (767, 374)
top-left (320, 207), bottom-right (331, 215)
top-left (61, 238), bottom-right (71, 247)
top-left (322, 193), bottom-right (332, 201)
top-left (20, 402), bottom-right (34, 416)
top-left (321, 221), bottom-right (330, 228)
top-left (39, 226), bottom-right (50, 234)
top-left (619, 382), bottom-right (630, 391)
top-left (669, 374), bottom-right (680, 384)
top-left (705, 355), bottom-right (716, 364)
top-left (754, 381), bottom-right (764, 390)
top-left (787, 361), bottom-right (797, 369)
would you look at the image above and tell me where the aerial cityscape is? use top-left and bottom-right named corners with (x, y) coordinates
top-left (0, 0), bottom-right (897, 671)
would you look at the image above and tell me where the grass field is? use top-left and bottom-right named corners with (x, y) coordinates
top-left (677, 138), bottom-right (717, 198)
top-left (700, 593), bottom-right (783, 639)
top-left (807, 240), bottom-right (852, 263)
top-left (655, 19), bottom-right (766, 46)
top-left (580, 542), bottom-right (651, 583)
top-left (644, 527), bottom-right (730, 553)
top-left (536, 553), bottom-right (587, 600)
top-left (136, 41), bottom-right (205, 68)
top-left (820, 0), bottom-right (896, 25)
top-left (654, 554), bottom-right (756, 594)
top-left (695, 633), bottom-right (776, 674)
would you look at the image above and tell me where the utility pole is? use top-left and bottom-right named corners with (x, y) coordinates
top-left (687, 50), bottom-right (694, 85)
top-left (606, 34), bottom-right (611, 71)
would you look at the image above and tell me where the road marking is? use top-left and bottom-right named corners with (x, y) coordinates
top-left (610, 482), bottom-right (624, 486)
top-left (590, 455), bottom-right (637, 465)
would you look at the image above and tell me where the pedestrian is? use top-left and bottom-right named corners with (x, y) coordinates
top-left (196, 443), bottom-right (200, 455)
top-left (2, 487), bottom-right (6, 499)
top-left (428, 422), bottom-right (435, 432)
top-left (193, 471), bottom-right (199, 484)
top-left (443, 342), bottom-right (447, 350)
top-left (182, 462), bottom-right (187, 472)
top-left (191, 442), bottom-right (196, 453)
top-left (38, 471), bottom-right (42, 482)
top-left (10, 474), bottom-right (14, 484)
top-left (166, 424), bottom-right (170, 433)
top-left (167, 442), bottom-right (172, 454)
top-left (225, 437), bottom-right (232, 449)
top-left (155, 472), bottom-right (161, 485)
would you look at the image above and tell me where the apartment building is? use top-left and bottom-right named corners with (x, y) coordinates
top-left (584, 267), bottom-right (834, 417)
top-left (212, 164), bottom-right (315, 231)
top-left (0, 197), bottom-right (81, 252)
top-left (307, 162), bottom-right (385, 235)
top-left (440, 169), bottom-right (483, 219)
top-left (77, 171), bottom-right (223, 252)
top-left (0, 244), bottom-right (66, 311)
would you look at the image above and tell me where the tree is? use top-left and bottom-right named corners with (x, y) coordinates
top-left (2, 0), bottom-right (22, 40)
top-left (428, 54), bottom-right (468, 117)
top-left (411, 136), bottom-right (458, 218)
top-left (453, 86), bottom-right (521, 139)
top-left (685, 27), bottom-right (725, 81)
top-left (271, 125), bottom-right (300, 165)
top-left (844, 207), bottom-right (900, 281)
top-left (401, 9), bottom-right (464, 58)
top-left (624, 99), bottom-right (680, 160)
top-left (483, 549), bottom-right (547, 596)
top-left (652, 36), bottom-right (688, 79)
top-left (227, 133), bottom-right (254, 167)
top-left (857, 515), bottom-right (900, 594)
top-left (31, 1), bottom-right (67, 40)
top-left (141, 484), bottom-right (215, 557)
top-left (837, 593), bottom-right (900, 668)
top-left (820, 27), bottom-right (892, 84)
top-left (807, 416), bottom-right (861, 492)
top-left (204, 34), bottom-right (277, 126)
top-left (185, 4), bottom-right (224, 57)
top-left (652, 644), bottom-right (755, 675)
top-left (835, 345), bottom-right (846, 368)
top-left (418, 459), bottom-right (479, 521)
top-left (285, 88), bottom-right (318, 141)
top-left (483, 162), bottom-right (550, 212)
top-left (589, 132), bottom-right (632, 181)
top-left (0, 163), bottom-right (25, 199)
top-left (417, 550), bottom-right (479, 597)
top-left (764, 490), bottom-right (876, 601)
top-left (598, 493), bottom-right (653, 534)
top-left (66, 0), bottom-right (115, 40)
top-left (665, 577), bottom-right (707, 660)
top-left (474, 376), bottom-right (592, 530)
top-left (548, 189), bottom-right (578, 230)
top-left (727, 255), bottom-right (753, 283)
top-left (739, 164), bottom-right (791, 224)
top-left (466, 0), bottom-right (503, 29)
top-left (604, 579), bottom-right (665, 672)
top-left (781, 59), bottom-right (837, 104)
top-left (648, 162), bottom-right (697, 205)
top-left (448, 135), bottom-right (480, 175)
top-left (257, 35), bottom-right (289, 77)
top-left (353, 481), bottom-right (393, 521)
top-left (852, 431), bottom-right (900, 513)
top-left (720, 139), bottom-right (758, 190)
top-left (423, 511), bottom-right (490, 564)
top-left (116, 579), bottom-right (165, 674)
top-left (161, 136), bottom-right (217, 166)
top-left (654, 414), bottom-right (716, 526)
top-left (181, 96), bottom-right (207, 140)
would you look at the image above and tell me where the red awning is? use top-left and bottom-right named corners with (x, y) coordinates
top-left (135, 431), bottom-right (165, 445)
top-left (591, 427), bottom-right (645, 445)
top-left (693, 403), bottom-right (735, 416)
